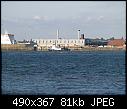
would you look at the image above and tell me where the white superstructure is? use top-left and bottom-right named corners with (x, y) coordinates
top-left (49, 45), bottom-right (62, 51)
top-left (1, 33), bottom-right (16, 44)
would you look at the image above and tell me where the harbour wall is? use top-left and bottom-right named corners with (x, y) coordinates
top-left (70, 46), bottom-right (126, 51)
top-left (1, 44), bottom-right (125, 51)
top-left (1, 44), bottom-right (34, 51)
top-left (37, 46), bottom-right (126, 51)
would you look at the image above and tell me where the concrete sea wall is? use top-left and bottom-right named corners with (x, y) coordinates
top-left (37, 46), bottom-right (126, 51)
top-left (1, 44), bottom-right (34, 51)
top-left (69, 46), bottom-right (126, 51)
top-left (1, 44), bottom-right (126, 51)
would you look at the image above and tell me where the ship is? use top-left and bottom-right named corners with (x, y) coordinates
top-left (48, 44), bottom-right (70, 51)
top-left (1, 31), bottom-right (16, 44)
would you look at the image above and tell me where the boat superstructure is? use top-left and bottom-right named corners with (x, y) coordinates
top-left (1, 31), bottom-right (16, 44)
top-left (48, 44), bottom-right (62, 51)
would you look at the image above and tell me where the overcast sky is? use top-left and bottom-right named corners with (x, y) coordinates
top-left (1, 1), bottom-right (126, 40)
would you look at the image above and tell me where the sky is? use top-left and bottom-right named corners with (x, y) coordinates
top-left (1, 1), bottom-right (126, 40)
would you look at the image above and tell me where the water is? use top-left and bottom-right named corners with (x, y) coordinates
top-left (2, 51), bottom-right (125, 95)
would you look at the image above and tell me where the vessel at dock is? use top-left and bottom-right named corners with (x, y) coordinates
top-left (1, 33), bottom-right (16, 44)
top-left (48, 44), bottom-right (70, 51)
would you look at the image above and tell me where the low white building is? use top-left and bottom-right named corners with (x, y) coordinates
top-left (33, 29), bottom-right (85, 49)
top-left (33, 39), bottom-right (85, 48)
top-left (1, 33), bottom-right (16, 44)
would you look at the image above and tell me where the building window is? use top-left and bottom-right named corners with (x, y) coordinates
top-left (43, 40), bottom-right (44, 43)
top-left (64, 40), bottom-right (66, 43)
top-left (68, 40), bottom-right (69, 43)
top-left (75, 40), bottom-right (76, 43)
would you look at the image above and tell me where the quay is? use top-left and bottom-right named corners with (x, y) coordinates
top-left (1, 44), bottom-right (125, 51)
top-left (1, 44), bottom-right (34, 51)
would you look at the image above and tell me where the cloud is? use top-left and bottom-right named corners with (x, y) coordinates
top-left (87, 16), bottom-right (92, 21)
top-left (42, 16), bottom-right (49, 21)
top-left (33, 15), bottom-right (41, 20)
top-left (86, 16), bottom-right (104, 22)
top-left (97, 16), bottom-right (104, 20)
top-left (33, 15), bottom-right (50, 21)
top-left (72, 15), bottom-right (81, 20)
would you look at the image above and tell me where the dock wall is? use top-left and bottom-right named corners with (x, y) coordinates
top-left (1, 44), bottom-right (34, 51)
top-left (37, 46), bottom-right (126, 51)
top-left (1, 44), bottom-right (125, 51)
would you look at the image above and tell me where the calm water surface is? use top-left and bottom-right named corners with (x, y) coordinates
top-left (2, 51), bottom-right (125, 95)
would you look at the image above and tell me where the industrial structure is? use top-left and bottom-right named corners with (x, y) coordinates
top-left (33, 29), bottom-right (85, 50)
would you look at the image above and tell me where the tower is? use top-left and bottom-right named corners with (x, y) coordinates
top-left (57, 29), bottom-right (59, 39)
top-left (78, 29), bottom-right (80, 39)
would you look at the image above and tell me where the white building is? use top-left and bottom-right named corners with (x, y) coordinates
top-left (33, 39), bottom-right (85, 48)
top-left (33, 29), bottom-right (85, 49)
top-left (1, 33), bottom-right (16, 44)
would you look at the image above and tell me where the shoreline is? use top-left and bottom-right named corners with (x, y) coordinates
top-left (1, 47), bottom-right (126, 52)
top-left (1, 44), bottom-right (126, 52)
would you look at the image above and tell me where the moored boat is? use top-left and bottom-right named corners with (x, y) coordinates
top-left (48, 45), bottom-right (70, 51)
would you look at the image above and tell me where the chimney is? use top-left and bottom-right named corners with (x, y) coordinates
top-left (78, 30), bottom-right (80, 39)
